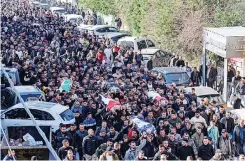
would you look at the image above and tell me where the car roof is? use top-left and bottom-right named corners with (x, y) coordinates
top-left (2, 67), bottom-right (18, 72)
top-left (152, 67), bottom-right (185, 74)
top-left (118, 36), bottom-right (142, 42)
top-left (14, 86), bottom-right (42, 93)
top-left (87, 25), bottom-right (109, 30)
top-left (65, 14), bottom-right (82, 18)
top-left (50, 7), bottom-right (65, 10)
top-left (104, 32), bottom-right (130, 38)
top-left (9, 101), bottom-right (68, 114)
top-left (140, 48), bottom-right (160, 54)
top-left (230, 109), bottom-right (245, 120)
top-left (184, 86), bottom-right (219, 96)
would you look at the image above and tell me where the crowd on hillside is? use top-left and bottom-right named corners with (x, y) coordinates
top-left (1, 0), bottom-right (245, 161)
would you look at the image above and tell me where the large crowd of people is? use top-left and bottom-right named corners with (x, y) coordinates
top-left (1, 0), bottom-right (245, 160)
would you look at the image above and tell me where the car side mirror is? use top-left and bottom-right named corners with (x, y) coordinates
top-left (1, 114), bottom-right (5, 119)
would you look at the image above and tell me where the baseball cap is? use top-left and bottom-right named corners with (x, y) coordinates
top-left (221, 129), bottom-right (227, 133)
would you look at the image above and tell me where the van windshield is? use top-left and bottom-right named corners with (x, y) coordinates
top-left (55, 9), bottom-right (66, 14)
top-left (118, 41), bottom-right (134, 50)
top-left (165, 72), bottom-right (191, 85)
top-left (59, 109), bottom-right (74, 121)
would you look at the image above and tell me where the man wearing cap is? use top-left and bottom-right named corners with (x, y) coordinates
top-left (120, 134), bottom-right (130, 158)
top-left (97, 129), bottom-right (109, 146)
top-left (217, 129), bottom-right (233, 159)
top-left (95, 121), bottom-right (110, 137)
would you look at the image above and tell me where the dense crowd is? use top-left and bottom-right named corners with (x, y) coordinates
top-left (1, 0), bottom-right (245, 161)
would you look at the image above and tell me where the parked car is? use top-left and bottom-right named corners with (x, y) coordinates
top-left (151, 67), bottom-right (191, 87)
top-left (85, 25), bottom-right (120, 36)
top-left (64, 14), bottom-right (83, 22)
top-left (50, 7), bottom-right (66, 15)
top-left (184, 86), bottom-right (226, 108)
top-left (1, 67), bottom-right (21, 86)
top-left (1, 86), bottom-right (44, 110)
top-left (117, 36), bottom-right (156, 51)
top-left (0, 101), bottom-right (75, 132)
top-left (230, 109), bottom-right (245, 122)
top-left (140, 48), bottom-right (172, 66)
top-left (102, 32), bottom-right (131, 43)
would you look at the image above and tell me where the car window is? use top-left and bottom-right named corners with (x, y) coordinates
top-left (96, 28), bottom-right (106, 33)
top-left (137, 40), bottom-right (147, 50)
top-left (146, 39), bottom-right (155, 47)
top-left (5, 108), bottom-right (30, 119)
top-left (107, 27), bottom-right (118, 32)
top-left (60, 109), bottom-right (74, 121)
top-left (164, 72), bottom-right (191, 85)
top-left (30, 109), bottom-right (55, 120)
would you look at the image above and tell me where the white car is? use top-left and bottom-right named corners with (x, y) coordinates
top-left (84, 25), bottom-right (120, 36)
top-left (50, 7), bottom-right (66, 15)
top-left (64, 14), bottom-right (83, 22)
top-left (184, 86), bottom-right (227, 108)
top-left (0, 101), bottom-right (75, 132)
top-left (117, 36), bottom-right (156, 51)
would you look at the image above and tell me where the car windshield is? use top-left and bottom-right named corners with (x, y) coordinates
top-left (199, 94), bottom-right (225, 105)
top-left (59, 109), bottom-right (74, 121)
top-left (55, 9), bottom-right (66, 14)
top-left (165, 72), bottom-right (191, 85)
top-left (118, 41), bottom-right (134, 50)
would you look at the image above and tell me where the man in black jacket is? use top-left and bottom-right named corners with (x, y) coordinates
top-left (56, 125), bottom-right (72, 149)
top-left (177, 139), bottom-right (195, 160)
top-left (198, 137), bottom-right (214, 160)
top-left (75, 123), bottom-right (88, 159)
top-left (190, 67), bottom-right (201, 86)
top-left (82, 129), bottom-right (98, 161)
top-left (58, 139), bottom-right (74, 160)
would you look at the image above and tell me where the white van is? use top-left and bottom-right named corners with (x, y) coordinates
top-left (50, 7), bottom-right (66, 15)
top-left (117, 36), bottom-right (156, 51)
top-left (64, 14), bottom-right (83, 22)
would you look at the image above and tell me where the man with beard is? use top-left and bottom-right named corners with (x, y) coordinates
top-left (124, 134), bottom-right (146, 161)
top-left (74, 111), bottom-right (83, 128)
top-left (198, 137), bottom-right (214, 160)
top-left (190, 110), bottom-right (207, 130)
top-left (153, 144), bottom-right (179, 161)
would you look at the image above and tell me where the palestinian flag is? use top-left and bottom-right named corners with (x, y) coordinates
top-left (147, 91), bottom-right (168, 106)
top-left (99, 95), bottom-right (121, 111)
top-left (59, 78), bottom-right (72, 92)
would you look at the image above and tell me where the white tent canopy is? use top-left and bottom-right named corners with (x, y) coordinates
top-left (204, 26), bottom-right (245, 58)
